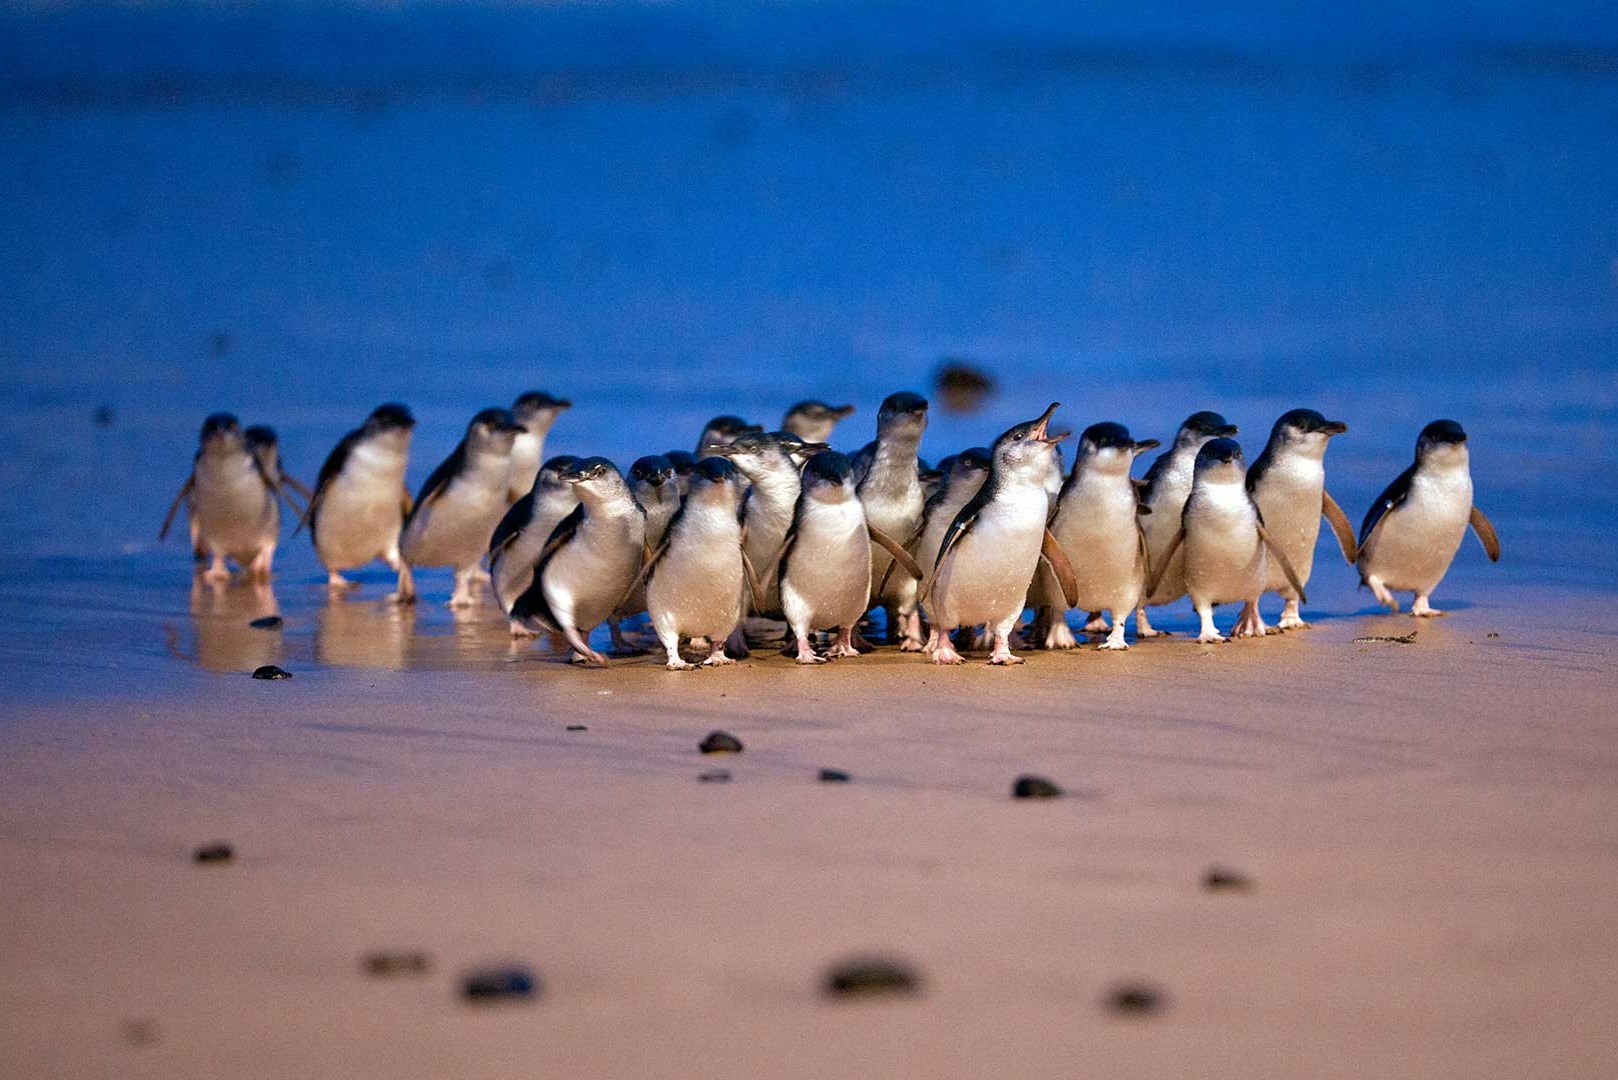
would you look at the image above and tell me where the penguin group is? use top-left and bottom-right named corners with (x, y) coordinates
top-left (164, 393), bottom-right (1500, 667)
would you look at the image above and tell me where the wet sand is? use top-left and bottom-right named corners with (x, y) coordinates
top-left (2, 566), bottom-right (1615, 1079)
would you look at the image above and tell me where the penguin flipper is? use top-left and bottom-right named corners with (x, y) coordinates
top-left (1469, 506), bottom-right (1501, 562)
top-left (607, 537), bottom-right (670, 615)
top-left (292, 484), bottom-right (325, 538)
top-left (403, 439), bottom-right (467, 531)
top-left (510, 505), bottom-right (586, 630)
top-left (1136, 521), bottom-right (1152, 589)
top-left (158, 476), bottom-right (194, 541)
top-left (739, 546), bottom-right (769, 610)
top-left (868, 524), bottom-right (924, 582)
top-left (1358, 463), bottom-right (1415, 551)
top-left (1257, 522), bottom-right (1308, 604)
top-left (281, 470), bottom-right (315, 503)
top-left (488, 493), bottom-right (535, 561)
top-left (1142, 528), bottom-right (1184, 598)
top-left (1320, 489), bottom-right (1358, 563)
top-left (1040, 528), bottom-right (1080, 608)
top-left (249, 442), bottom-right (296, 516)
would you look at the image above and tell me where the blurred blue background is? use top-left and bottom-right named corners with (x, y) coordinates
top-left (1, 1), bottom-right (1615, 592)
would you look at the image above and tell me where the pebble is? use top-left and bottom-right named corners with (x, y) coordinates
top-left (699, 730), bottom-right (744, 754)
top-left (1105, 982), bottom-right (1165, 1015)
top-left (565, 724), bottom-right (588, 732)
top-left (193, 842), bottom-right (234, 864)
top-left (1202, 865), bottom-right (1253, 892)
top-left (462, 966), bottom-right (539, 1003)
top-left (362, 951), bottom-right (431, 977)
top-left (119, 1018), bottom-right (158, 1046)
top-left (1012, 775), bottom-right (1062, 799)
top-left (251, 665), bottom-right (292, 680)
top-left (698, 769), bottom-right (731, 783)
top-left (248, 615), bottom-right (283, 630)
top-left (818, 768), bottom-right (851, 783)
top-left (824, 957), bottom-right (922, 998)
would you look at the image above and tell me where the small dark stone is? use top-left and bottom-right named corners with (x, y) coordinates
top-left (824, 957), bottom-right (921, 998)
top-left (248, 615), bottom-right (283, 630)
top-left (363, 951), bottom-right (431, 977)
top-left (1202, 865), bottom-right (1253, 892)
top-left (565, 724), bottom-right (588, 732)
top-left (120, 1018), bottom-right (159, 1046)
top-left (462, 966), bottom-right (539, 1003)
top-left (1106, 982), bottom-right (1165, 1015)
top-left (1012, 775), bottom-right (1062, 799)
top-left (698, 769), bottom-right (731, 783)
top-left (251, 664), bottom-right (292, 680)
top-left (193, 842), bottom-right (234, 864)
top-left (818, 769), bottom-right (851, 783)
top-left (699, 730), bottom-right (744, 754)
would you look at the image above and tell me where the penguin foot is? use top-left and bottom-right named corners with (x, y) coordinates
top-left (1082, 611), bottom-right (1110, 634)
top-left (664, 657), bottom-right (696, 671)
top-left (326, 572), bottom-right (358, 590)
top-left (987, 652), bottom-right (1025, 665)
top-left (1232, 603), bottom-right (1269, 638)
top-left (389, 590), bottom-right (417, 605)
top-left (826, 644), bottom-right (860, 659)
top-left (1276, 615), bottom-right (1309, 631)
top-left (931, 643), bottom-right (966, 665)
top-left (898, 638), bottom-right (926, 653)
top-left (571, 649), bottom-right (609, 665)
top-left (1042, 622), bottom-right (1079, 650)
top-left (701, 653), bottom-right (737, 667)
top-left (1411, 597), bottom-right (1447, 617)
top-left (795, 649), bottom-right (828, 665)
top-left (1095, 637), bottom-right (1129, 651)
top-left (1198, 632), bottom-right (1230, 644)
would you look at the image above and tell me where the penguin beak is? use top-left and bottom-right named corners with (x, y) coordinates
top-left (1133, 438), bottom-right (1161, 453)
top-left (797, 442), bottom-right (832, 457)
top-left (1320, 420), bottom-right (1348, 435)
top-left (1029, 402), bottom-right (1061, 443)
top-left (555, 399), bottom-right (573, 411)
top-left (699, 443), bottom-right (734, 458)
top-left (831, 404), bottom-right (855, 419)
top-left (1217, 423), bottom-right (1239, 437)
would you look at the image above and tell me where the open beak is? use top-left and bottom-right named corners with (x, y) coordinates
top-left (1321, 420), bottom-right (1348, 435)
top-left (1133, 438), bottom-right (1161, 453)
top-left (1029, 402), bottom-right (1062, 443)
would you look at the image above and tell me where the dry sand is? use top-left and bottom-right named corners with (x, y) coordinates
top-left (2, 576), bottom-right (1615, 1079)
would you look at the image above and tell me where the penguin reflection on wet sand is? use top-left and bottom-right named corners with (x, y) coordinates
top-left (925, 404), bottom-right (1079, 665)
top-left (489, 454), bottom-right (580, 636)
top-left (781, 400), bottom-right (855, 444)
top-left (1246, 409), bottom-right (1357, 629)
top-left (1135, 411), bottom-right (1240, 637)
top-left (299, 403), bottom-right (417, 597)
top-left (509, 458), bottom-right (644, 664)
top-left (1357, 420), bottom-right (1499, 616)
top-left (1146, 438), bottom-right (1308, 643)
top-left (644, 457), bottom-right (752, 670)
top-left (160, 413), bottom-right (284, 583)
top-left (507, 391), bottom-right (572, 502)
top-left (399, 407), bottom-right (525, 607)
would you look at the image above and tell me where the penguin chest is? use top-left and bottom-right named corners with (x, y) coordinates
top-left (508, 434), bottom-right (542, 498)
top-left (934, 493), bottom-right (1046, 626)
top-left (1183, 488), bottom-right (1265, 605)
top-left (648, 520), bottom-right (744, 637)
top-left (191, 456), bottom-right (276, 554)
top-left (1363, 471), bottom-right (1472, 591)
top-left (1053, 483), bottom-right (1143, 610)
top-left (1141, 461), bottom-right (1194, 602)
top-left (317, 447), bottom-right (407, 566)
top-left (780, 503), bottom-right (871, 631)
top-left (405, 473), bottom-right (508, 567)
top-left (863, 484), bottom-right (924, 603)
top-left (1253, 461), bottom-right (1325, 592)
top-left (545, 516), bottom-right (644, 629)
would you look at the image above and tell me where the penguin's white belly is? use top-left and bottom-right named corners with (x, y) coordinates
top-left (544, 518), bottom-right (644, 631)
top-left (933, 497), bottom-right (1045, 628)
top-left (863, 489), bottom-right (923, 605)
top-left (1183, 496), bottom-right (1266, 607)
top-left (403, 482), bottom-right (507, 569)
top-left (780, 505), bottom-right (871, 631)
top-left (316, 467), bottom-right (405, 569)
top-left (648, 524), bottom-right (745, 639)
top-left (1054, 501), bottom-right (1143, 612)
top-left (191, 460), bottom-right (276, 557)
top-left (1254, 465), bottom-right (1324, 595)
top-left (1360, 474), bottom-right (1471, 593)
top-left (492, 496), bottom-right (577, 613)
top-left (1141, 468), bottom-right (1194, 604)
top-left (508, 434), bottom-right (542, 499)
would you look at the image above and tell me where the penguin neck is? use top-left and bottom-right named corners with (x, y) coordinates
top-left (865, 429), bottom-right (921, 495)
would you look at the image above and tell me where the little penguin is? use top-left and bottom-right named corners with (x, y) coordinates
top-left (399, 407), bottom-right (525, 607)
top-left (1135, 410), bottom-right (1240, 636)
top-left (489, 453), bottom-right (580, 636)
top-left (925, 404), bottom-right (1079, 665)
top-left (243, 426), bottom-right (313, 518)
top-left (1145, 438), bottom-right (1308, 643)
top-left (858, 391), bottom-right (931, 649)
top-left (298, 403), bottom-right (417, 597)
top-left (913, 447), bottom-right (992, 653)
top-left (703, 431), bottom-right (811, 621)
top-left (769, 430), bottom-right (831, 469)
top-left (1246, 409), bottom-right (1357, 629)
top-left (663, 450), bottom-right (698, 497)
top-left (1039, 423), bottom-right (1161, 651)
top-left (509, 457), bottom-right (644, 663)
top-left (507, 391), bottom-right (572, 502)
top-left (696, 415), bottom-right (763, 454)
top-left (643, 457), bottom-right (752, 670)
top-left (778, 451), bottom-right (923, 663)
top-left (781, 400), bottom-right (855, 444)
top-left (1357, 419), bottom-right (1499, 616)
top-left (609, 454), bottom-right (681, 647)
top-left (160, 413), bottom-right (282, 583)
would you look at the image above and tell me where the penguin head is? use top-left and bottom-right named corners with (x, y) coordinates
top-left (559, 456), bottom-right (628, 501)
top-left (786, 399), bottom-right (855, 427)
top-left (951, 447), bottom-right (993, 480)
top-left (1178, 411), bottom-right (1239, 447)
top-left (467, 407), bottom-right (525, 453)
top-left (801, 450), bottom-right (857, 502)
top-left (688, 456), bottom-right (742, 506)
top-left (1193, 437), bottom-right (1247, 482)
top-left (698, 415), bottom-right (763, 452)
top-left (199, 412), bottom-right (243, 451)
top-left (769, 431), bottom-right (832, 468)
top-left (1416, 419), bottom-right (1469, 464)
top-left (538, 454), bottom-right (582, 490)
top-left (1268, 408), bottom-right (1347, 457)
top-left (699, 430), bottom-right (787, 477)
top-left (992, 403), bottom-right (1066, 478)
top-left (1080, 422), bottom-right (1157, 473)
top-left (628, 454), bottom-right (676, 491)
top-left (513, 391), bottom-right (572, 432)
top-left (364, 403), bottom-right (416, 435)
top-left (242, 425), bottom-right (278, 452)
top-left (876, 392), bottom-right (929, 437)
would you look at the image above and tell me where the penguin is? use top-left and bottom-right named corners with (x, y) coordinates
top-left (770, 431), bottom-right (831, 470)
top-left (1357, 420), bottom-right (1500, 616)
top-left (1246, 409), bottom-right (1358, 629)
top-left (507, 391), bottom-right (572, 502)
top-left (1020, 436), bottom-right (1070, 648)
top-left (858, 391), bottom-right (930, 649)
top-left (159, 413), bottom-right (282, 583)
top-left (609, 454), bottom-right (681, 647)
top-left (509, 457), bottom-right (644, 663)
top-left (297, 403), bottom-right (417, 597)
top-left (1135, 411), bottom-right (1240, 636)
top-left (1038, 423), bottom-right (1160, 651)
top-left (1145, 438), bottom-right (1308, 643)
top-left (399, 407), bottom-right (524, 607)
top-left (643, 457), bottom-right (753, 670)
top-left (912, 448), bottom-right (992, 652)
top-left (663, 450), bottom-right (698, 497)
top-left (488, 454), bottom-right (581, 635)
top-left (778, 451), bottom-right (923, 663)
top-left (702, 432), bottom-right (812, 621)
top-left (925, 404), bottom-right (1079, 665)
top-left (696, 415), bottom-right (763, 454)
top-left (781, 400), bottom-right (855, 444)
top-left (243, 426), bottom-right (313, 517)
